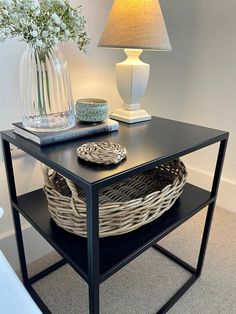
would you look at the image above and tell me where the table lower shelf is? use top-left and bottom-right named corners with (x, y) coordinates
top-left (14, 183), bottom-right (213, 284)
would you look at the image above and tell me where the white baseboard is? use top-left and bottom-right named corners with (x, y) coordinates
top-left (187, 167), bottom-right (236, 214)
top-left (0, 224), bottom-right (53, 270)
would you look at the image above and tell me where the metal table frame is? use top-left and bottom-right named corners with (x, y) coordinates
top-left (1, 120), bottom-right (228, 314)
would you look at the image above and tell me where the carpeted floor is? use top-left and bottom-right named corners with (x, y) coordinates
top-left (25, 206), bottom-right (236, 314)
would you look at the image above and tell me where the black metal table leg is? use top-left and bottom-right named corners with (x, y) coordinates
top-left (1, 139), bottom-right (52, 313)
top-left (86, 186), bottom-right (100, 314)
top-left (196, 138), bottom-right (228, 276)
top-left (1, 139), bottom-right (29, 285)
top-left (153, 138), bottom-right (229, 313)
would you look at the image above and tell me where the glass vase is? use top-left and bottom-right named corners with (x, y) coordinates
top-left (20, 46), bottom-right (76, 132)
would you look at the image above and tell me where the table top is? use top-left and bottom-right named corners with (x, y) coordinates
top-left (1, 117), bottom-right (228, 188)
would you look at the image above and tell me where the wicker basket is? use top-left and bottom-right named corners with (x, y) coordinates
top-left (42, 159), bottom-right (187, 238)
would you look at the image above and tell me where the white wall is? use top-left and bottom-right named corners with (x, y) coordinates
top-left (0, 0), bottom-right (235, 267)
top-left (143, 0), bottom-right (236, 211)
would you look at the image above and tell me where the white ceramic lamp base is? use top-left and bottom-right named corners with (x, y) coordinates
top-left (111, 49), bottom-right (151, 124)
top-left (110, 108), bottom-right (151, 123)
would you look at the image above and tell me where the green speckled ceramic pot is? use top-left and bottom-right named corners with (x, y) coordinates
top-left (75, 98), bottom-right (108, 122)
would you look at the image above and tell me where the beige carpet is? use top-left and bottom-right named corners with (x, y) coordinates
top-left (25, 206), bottom-right (236, 314)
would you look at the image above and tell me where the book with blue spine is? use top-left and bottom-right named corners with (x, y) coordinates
top-left (13, 119), bottom-right (119, 146)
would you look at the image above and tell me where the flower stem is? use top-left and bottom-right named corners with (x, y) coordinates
top-left (45, 68), bottom-right (51, 111)
top-left (35, 48), bottom-right (52, 116)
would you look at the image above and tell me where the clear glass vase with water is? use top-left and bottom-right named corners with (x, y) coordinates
top-left (20, 46), bottom-right (76, 132)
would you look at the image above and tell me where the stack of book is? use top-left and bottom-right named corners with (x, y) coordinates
top-left (13, 119), bottom-right (119, 146)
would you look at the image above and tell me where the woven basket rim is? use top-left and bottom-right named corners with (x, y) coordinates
top-left (44, 164), bottom-right (185, 206)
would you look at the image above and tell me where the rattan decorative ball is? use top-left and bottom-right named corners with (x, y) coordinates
top-left (77, 141), bottom-right (127, 165)
top-left (75, 98), bottom-right (108, 122)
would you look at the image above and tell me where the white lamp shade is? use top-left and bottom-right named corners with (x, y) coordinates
top-left (98, 0), bottom-right (171, 51)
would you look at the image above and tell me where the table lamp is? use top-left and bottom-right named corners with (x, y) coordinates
top-left (98, 0), bottom-right (172, 123)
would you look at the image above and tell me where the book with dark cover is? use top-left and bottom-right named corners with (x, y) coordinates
top-left (13, 119), bottom-right (119, 146)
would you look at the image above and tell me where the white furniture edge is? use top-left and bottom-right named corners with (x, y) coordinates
top-left (0, 250), bottom-right (42, 314)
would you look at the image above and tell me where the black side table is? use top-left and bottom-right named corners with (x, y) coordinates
top-left (1, 117), bottom-right (228, 314)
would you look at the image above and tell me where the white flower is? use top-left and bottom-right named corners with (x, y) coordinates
top-left (42, 31), bottom-right (48, 38)
top-left (60, 22), bottom-right (66, 30)
top-left (0, 0), bottom-right (89, 52)
top-left (65, 29), bottom-right (70, 37)
top-left (20, 18), bottom-right (26, 25)
top-left (52, 37), bottom-right (59, 45)
top-left (48, 25), bottom-right (54, 31)
top-left (2, 27), bottom-right (11, 34)
top-left (35, 39), bottom-right (43, 47)
top-left (57, 0), bottom-right (65, 6)
top-left (0, 32), bottom-right (5, 42)
top-left (1, 0), bottom-right (12, 7)
top-left (34, 9), bottom-right (40, 16)
top-left (54, 27), bottom-right (60, 33)
top-left (31, 0), bottom-right (39, 9)
top-left (10, 13), bottom-right (17, 20)
top-left (31, 24), bottom-right (38, 31)
top-left (30, 30), bottom-right (38, 37)
top-left (51, 13), bottom-right (61, 25)
top-left (69, 10), bottom-right (75, 18)
top-left (2, 9), bottom-right (9, 16)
